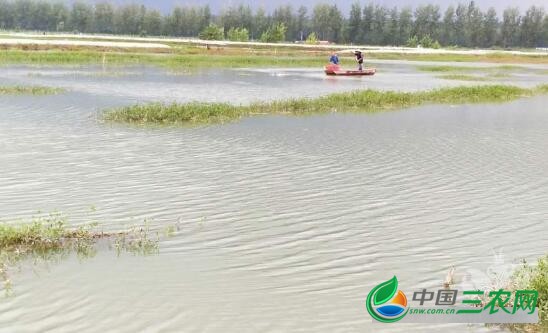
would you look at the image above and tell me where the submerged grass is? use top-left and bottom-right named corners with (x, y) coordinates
top-left (437, 74), bottom-right (489, 81)
top-left (0, 85), bottom-right (65, 95)
top-left (372, 52), bottom-right (548, 64)
top-left (417, 64), bottom-right (525, 73)
top-left (0, 49), bottom-right (326, 69)
top-left (0, 212), bottom-right (172, 295)
top-left (103, 85), bottom-right (547, 125)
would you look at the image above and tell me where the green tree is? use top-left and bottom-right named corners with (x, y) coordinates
top-left (52, 2), bottom-right (69, 31)
top-left (273, 5), bottom-right (296, 41)
top-left (371, 5), bottom-right (388, 45)
top-left (483, 7), bottom-right (499, 47)
top-left (441, 6), bottom-right (456, 46)
top-left (543, 15), bottom-right (548, 47)
top-left (70, 1), bottom-right (93, 33)
top-left (296, 6), bottom-right (308, 41)
top-left (144, 9), bottom-right (162, 36)
top-left (386, 7), bottom-right (400, 46)
top-left (346, 2), bottom-right (362, 43)
top-left (312, 4), bottom-right (330, 41)
top-left (520, 6), bottom-right (545, 47)
top-left (414, 4), bottom-right (440, 41)
top-left (114, 4), bottom-right (141, 35)
top-left (260, 22), bottom-right (286, 43)
top-left (465, 1), bottom-right (483, 47)
top-left (227, 27), bottom-right (249, 42)
top-left (398, 7), bottom-right (413, 45)
top-left (0, 1), bottom-right (13, 29)
top-left (199, 23), bottom-right (224, 40)
top-left (253, 7), bottom-right (270, 41)
top-left (501, 7), bottom-right (521, 48)
top-left (94, 2), bottom-right (114, 33)
top-left (362, 3), bottom-right (374, 44)
top-left (454, 3), bottom-right (467, 46)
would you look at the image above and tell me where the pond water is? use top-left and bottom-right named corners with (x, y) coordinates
top-left (0, 63), bottom-right (547, 333)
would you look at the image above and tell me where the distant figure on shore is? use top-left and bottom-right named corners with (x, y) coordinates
top-left (329, 52), bottom-right (339, 65)
top-left (354, 50), bottom-right (364, 71)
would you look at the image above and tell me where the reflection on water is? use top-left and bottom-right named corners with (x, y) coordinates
top-left (0, 64), bottom-right (547, 332)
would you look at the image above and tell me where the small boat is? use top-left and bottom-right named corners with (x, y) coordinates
top-left (324, 64), bottom-right (376, 76)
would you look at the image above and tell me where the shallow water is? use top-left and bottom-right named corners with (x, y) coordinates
top-left (0, 64), bottom-right (547, 332)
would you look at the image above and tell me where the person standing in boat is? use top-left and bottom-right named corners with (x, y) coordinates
top-left (354, 50), bottom-right (364, 71)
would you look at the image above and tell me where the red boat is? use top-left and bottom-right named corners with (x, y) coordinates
top-left (324, 64), bottom-right (376, 76)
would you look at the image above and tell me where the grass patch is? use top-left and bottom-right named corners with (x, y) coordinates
top-left (0, 212), bottom-right (171, 295)
top-left (103, 85), bottom-right (545, 125)
top-left (418, 64), bottom-right (525, 73)
top-left (0, 49), bottom-right (326, 69)
top-left (371, 52), bottom-right (548, 64)
top-left (0, 85), bottom-right (64, 95)
top-left (498, 254), bottom-right (548, 332)
top-left (438, 74), bottom-right (489, 81)
top-left (1, 45), bottom-right (547, 69)
top-left (417, 65), bottom-right (479, 72)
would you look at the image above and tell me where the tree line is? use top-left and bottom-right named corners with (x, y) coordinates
top-left (0, 0), bottom-right (547, 48)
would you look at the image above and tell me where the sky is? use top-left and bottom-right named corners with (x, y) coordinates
top-left (91, 0), bottom-right (547, 13)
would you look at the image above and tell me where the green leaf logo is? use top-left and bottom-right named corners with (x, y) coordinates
top-left (373, 276), bottom-right (398, 306)
top-left (366, 276), bottom-right (409, 323)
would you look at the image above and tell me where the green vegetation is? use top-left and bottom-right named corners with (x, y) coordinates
top-left (371, 52), bottom-right (548, 64)
top-left (1, 0), bottom-right (547, 48)
top-left (305, 32), bottom-right (318, 45)
top-left (417, 65), bottom-right (526, 73)
top-left (0, 49), bottom-right (326, 69)
top-left (437, 74), bottom-right (489, 81)
top-left (103, 85), bottom-right (548, 125)
top-left (506, 254), bottom-right (548, 331)
top-left (417, 65), bottom-right (481, 72)
top-left (412, 35), bottom-right (441, 49)
top-left (0, 213), bottom-right (170, 295)
top-left (418, 64), bottom-right (532, 81)
top-left (199, 24), bottom-right (224, 41)
top-left (0, 85), bottom-right (65, 95)
top-left (226, 27), bottom-right (250, 42)
top-left (260, 23), bottom-right (287, 43)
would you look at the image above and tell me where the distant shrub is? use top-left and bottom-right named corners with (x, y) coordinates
top-left (305, 32), bottom-right (318, 45)
top-left (260, 23), bottom-right (287, 43)
top-left (419, 35), bottom-right (434, 48)
top-left (227, 27), bottom-right (249, 42)
top-left (406, 35), bottom-right (419, 47)
top-left (199, 24), bottom-right (224, 41)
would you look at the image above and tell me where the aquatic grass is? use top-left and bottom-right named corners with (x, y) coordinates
top-left (0, 212), bottom-right (174, 295)
top-left (0, 49), bottom-right (326, 69)
top-left (534, 84), bottom-right (548, 94)
top-left (372, 52), bottom-right (548, 64)
top-left (489, 254), bottom-right (548, 332)
top-left (417, 65), bottom-right (479, 72)
top-left (0, 85), bottom-right (65, 95)
top-left (418, 64), bottom-right (526, 73)
top-left (2, 47), bottom-right (547, 70)
top-left (103, 85), bottom-right (542, 125)
top-left (437, 74), bottom-right (489, 81)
